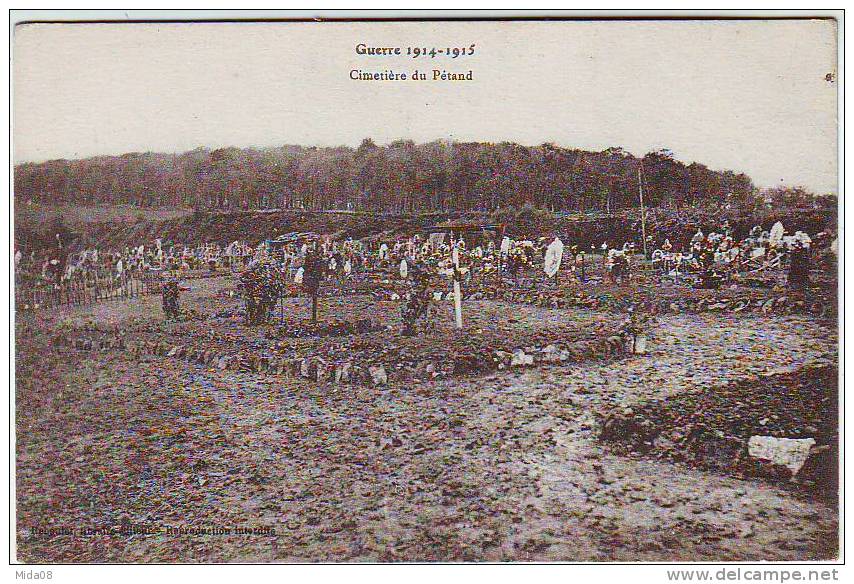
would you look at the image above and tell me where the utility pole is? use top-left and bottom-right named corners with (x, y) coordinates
top-left (638, 162), bottom-right (648, 259)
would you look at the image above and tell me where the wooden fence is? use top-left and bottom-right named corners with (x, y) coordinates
top-left (16, 269), bottom-right (163, 310)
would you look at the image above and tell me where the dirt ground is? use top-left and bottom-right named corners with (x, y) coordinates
top-left (15, 274), bottom-right (839, 562)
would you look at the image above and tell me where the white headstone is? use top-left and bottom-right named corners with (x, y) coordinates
top-left (769, 222), bottom-right (785, 247)
top-left (544, 237), bottom-right (564, 277)
top-left (500, 236), bottom-right (511, 254)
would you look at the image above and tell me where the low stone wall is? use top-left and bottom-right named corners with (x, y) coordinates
top-left (368, 282), bottom-right (833, 318)
top-left (481, 288), bottom-right (832, 317)
top-left (55, 327), bottom-right (637, 386)
top-left (264, 318), bottom-right (384, 339)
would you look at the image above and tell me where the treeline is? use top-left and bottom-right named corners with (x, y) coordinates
top-left (14, 139), bottom-right (761, 213)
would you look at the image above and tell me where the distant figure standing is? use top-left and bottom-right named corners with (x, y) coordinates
top-left (788, 239), bottom-right (811, 291)
top-left (401, 263), bottom-right (433, 336)
top-left (302, 247), bottom-right (325, 322)
top-left (697, 243), bottom-right (721, 289)
top-left (161, 276), bottom-right (181, 320)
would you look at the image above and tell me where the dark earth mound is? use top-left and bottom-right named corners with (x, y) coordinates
top-left (600, 366), bottom-right (838, 498)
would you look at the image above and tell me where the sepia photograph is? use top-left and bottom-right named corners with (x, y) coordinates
top-left (9, 11), bottom-right (843, 568)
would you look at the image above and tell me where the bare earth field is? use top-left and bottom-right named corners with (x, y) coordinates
top-left (15, 274), bottom-right (838, 562)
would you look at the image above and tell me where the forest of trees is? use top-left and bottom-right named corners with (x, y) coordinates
top-left (14, 139), bottom-right (764, 214)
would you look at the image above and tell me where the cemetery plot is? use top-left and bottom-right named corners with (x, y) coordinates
top-left (14, 214), bottom-right (839, 562)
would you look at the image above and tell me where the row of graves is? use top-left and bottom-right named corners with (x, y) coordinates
top-left (18, 208), bottom-right (834, 312)
top-left (53, 219), bottom-right (836, 394)
top-left (129, 217), bottom-right (835, 335)
top-left (16, 238), bottom-right (259, 310)
top-left (53, 223), bottom-right (646, 388)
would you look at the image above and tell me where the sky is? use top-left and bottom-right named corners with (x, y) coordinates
top-left (13, 19), bottom-right (839, 193)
